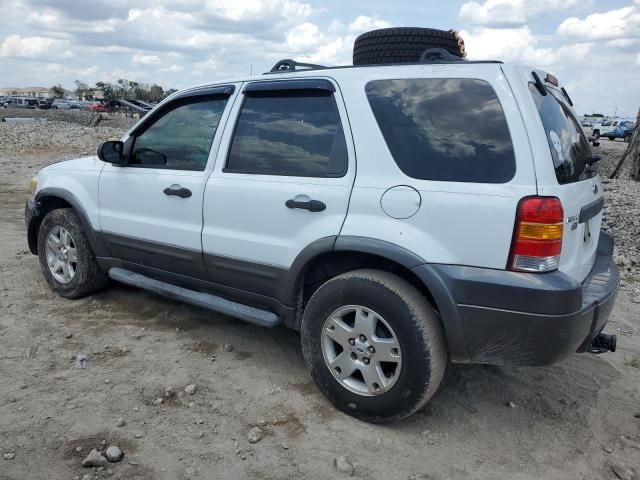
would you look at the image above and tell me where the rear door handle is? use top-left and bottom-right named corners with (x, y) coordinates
top-left (163, 185), bottom-right (192, 198)
top-left (285, 199), bottom-right (326, 212)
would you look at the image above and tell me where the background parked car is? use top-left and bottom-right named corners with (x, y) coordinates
top-left (88, 102), bottom-right (107, 112)
top-left (14, 97), bottom-right (39, 109)
top-left (592, 117), bottom-right (636, 139)
top-left (51, 99), bottom-right (71, 109)
top-left (0, 96), bottom-right (9, 108)
top-left (603, 121), bottom-right (636, 142)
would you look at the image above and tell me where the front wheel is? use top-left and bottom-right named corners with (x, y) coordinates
top-left (37, 208), bottom-right (108, 299)
top-left (301, 269), bottom-right (447, 423)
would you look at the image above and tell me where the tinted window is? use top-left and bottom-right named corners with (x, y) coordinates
top-left (365, 78), bottom-right (515, 183)
top-left (528, 84), bottom-right (595, 184)
top-left (131, 98), bottom-right (227, 171)
top-left (225, 92), bottom-right (347, 177)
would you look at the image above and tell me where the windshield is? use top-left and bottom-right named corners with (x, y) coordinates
top-left (529, 84), bottom-right (595, 184)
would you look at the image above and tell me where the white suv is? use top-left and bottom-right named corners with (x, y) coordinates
top-left (25, 28), bottom-right (619, 423)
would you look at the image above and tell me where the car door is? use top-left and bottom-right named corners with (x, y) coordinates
top-left (202, 78), bottom-right (355, 300)
top-left (99, 85), bottom-right (237, 279)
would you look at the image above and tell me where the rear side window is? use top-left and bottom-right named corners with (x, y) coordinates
top-left (365, 78), bottom-right (515, 183)
top-left (225, 92), bottom-right (347, 177)
top-left (528, 84), bottom-right (595, 184)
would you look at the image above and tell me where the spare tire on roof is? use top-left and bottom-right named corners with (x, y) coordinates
top-left (352, 27), bottom-right (466, 65)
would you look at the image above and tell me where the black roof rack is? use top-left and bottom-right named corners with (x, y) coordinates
top-left (265, 52), bottom-right (502, 75)
top-left (267, 59), bottom-right (327, 73)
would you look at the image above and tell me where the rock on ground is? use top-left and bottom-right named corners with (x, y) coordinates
top-left (105, 445), bottom-right (123, 462)
top-left (247, 426), bottom-right (263, 444)
top-left (81, 449), bottom-right (108, 468)
top-left (335, 455), bottom-right (354, 476)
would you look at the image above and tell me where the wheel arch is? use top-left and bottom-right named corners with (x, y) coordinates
top-left (284, 236), bottom-right (463, 357)
top-left (31, 188), bottom-right (108, 257)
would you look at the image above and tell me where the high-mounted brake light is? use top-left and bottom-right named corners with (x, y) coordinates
top-left (508, 197), bottom-right (563, 273)
top-left (545, 73), bottom-right (559, 86)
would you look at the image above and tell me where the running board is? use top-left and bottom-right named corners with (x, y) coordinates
top-left (108, 267), bottom-right (281, 328)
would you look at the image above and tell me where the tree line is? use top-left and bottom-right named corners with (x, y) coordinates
top-left (50, 80), bottom-right (178, 102)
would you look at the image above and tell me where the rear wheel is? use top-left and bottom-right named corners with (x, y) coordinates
top-left (37, 208), bottom-right (108, 299)
top-left (301, 269), bottom-right (447, 423)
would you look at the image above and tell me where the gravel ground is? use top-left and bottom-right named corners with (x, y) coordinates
top-left (1, 107), bottom-right (137, 130)
top-left (0, 121), bottom-right (639, 480)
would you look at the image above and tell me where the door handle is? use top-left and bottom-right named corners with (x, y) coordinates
top-left (163, 186), bottom-right (192, 198)
top-left (285, 199), bottom-right (326, 212)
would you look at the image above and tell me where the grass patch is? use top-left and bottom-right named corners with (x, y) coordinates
top-left (625, 354), bottom-right (640, 369)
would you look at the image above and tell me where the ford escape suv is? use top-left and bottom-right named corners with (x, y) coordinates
top-left (24, 28), bottom-right (618, 423)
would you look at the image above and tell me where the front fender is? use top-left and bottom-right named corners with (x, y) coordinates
top-left (31, 185), bottom-right (108, 257)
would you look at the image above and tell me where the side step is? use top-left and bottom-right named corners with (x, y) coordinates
top-left (108, 267), bottom-right (281, 328)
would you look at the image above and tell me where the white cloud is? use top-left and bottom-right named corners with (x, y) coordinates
top-left (558, 4), bottom-right (640, 41)
top-left (160, 64), bottom-right (185, 72)
top-left (347, 15), bottom-right (391, 33)
top-left (0, 34), bottom-right (65, 58)
top-left (293, 15), bottom-right (391, 65)
top-left (132, 53), bottom-right (161, 65)
top-left (460, 27), bottom-right (592, 69)
top-left (204, 0), bottom-right (314, 22)
top-left (460, 0), bottom-right (582, 26)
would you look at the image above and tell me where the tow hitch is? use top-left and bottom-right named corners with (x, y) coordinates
top-left (589, 333), bottom-right (617, 354)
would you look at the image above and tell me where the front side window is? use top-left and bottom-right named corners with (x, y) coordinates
top-left (528, 84), bottom-right (595, 184)
top-left (366, 78), bottom-right (516, 183)
top-left (225, 91), bottom-right (347, 177)
top-left (130, 97), bottom-right (228, 171)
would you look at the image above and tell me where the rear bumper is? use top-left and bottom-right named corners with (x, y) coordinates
top-left (413, 232), bottom-right (619, 365)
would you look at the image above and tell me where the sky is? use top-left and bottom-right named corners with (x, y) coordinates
top-left (0, 0), bottom-right (638, 117)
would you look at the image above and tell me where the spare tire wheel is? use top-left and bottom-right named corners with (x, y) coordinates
top-left (353, 27), bottom-right (465, 65)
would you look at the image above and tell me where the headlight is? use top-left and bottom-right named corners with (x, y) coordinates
top-left (27, 175), bottom-right (38, 195)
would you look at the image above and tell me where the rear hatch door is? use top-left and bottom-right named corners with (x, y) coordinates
top-left (518, 68), bottom-right (602, 283)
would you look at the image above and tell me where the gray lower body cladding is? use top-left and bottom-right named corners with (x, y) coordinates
top-left (414, 233), bottom-right (619, 365)
top-left (26, 197), bottom-right (619, 366)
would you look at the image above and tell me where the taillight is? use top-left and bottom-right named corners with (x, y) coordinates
top-left (508, 197), bottom-right (563, 273)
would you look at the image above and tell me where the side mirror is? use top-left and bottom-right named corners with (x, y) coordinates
top-left (97, 141), bottom-right (124, 164)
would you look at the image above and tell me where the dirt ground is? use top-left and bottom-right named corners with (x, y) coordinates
top-left (1, 122), bottom-right (639, 480)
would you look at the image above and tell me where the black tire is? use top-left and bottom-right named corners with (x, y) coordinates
top-left (37, 208), bottom-right (108, 299)
top-left (592, 130), bottom-right (600, 140)
top-left (353, 27), bottom-right (465, 65)
top-left (624, 133), bottom-right (631, 143)
top-left (301, 269), bottom-right (447, 423)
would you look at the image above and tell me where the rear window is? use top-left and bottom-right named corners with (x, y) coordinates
top-left (529, 84), bottom-right (595, 184)
top-left (365, 78), bottom-right (515, 183)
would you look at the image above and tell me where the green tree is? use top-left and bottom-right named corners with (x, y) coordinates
top-left (74, 80), bottom-right (90, 100)
top-left (148, 84), bottom-right (164, 102)
top-left (95, 81), bottom-right (117, 101)
top-left (51, 84), bottom-right (65, 98)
